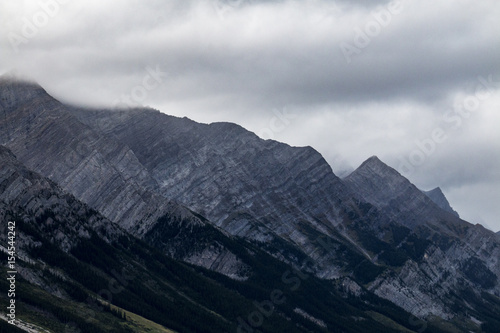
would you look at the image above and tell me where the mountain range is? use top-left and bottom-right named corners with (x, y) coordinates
top-left (1, 75), bottom-right (499, 332)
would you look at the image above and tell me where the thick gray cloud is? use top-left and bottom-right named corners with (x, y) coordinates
top-left (1, 0), bottom-right (499, 231)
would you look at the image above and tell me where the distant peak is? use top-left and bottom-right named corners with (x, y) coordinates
top-left (358, 155), bottom-right (394, 172)
top-left (423, 187), bottom-right (459, 218)
top-left (425, 187), bottom-right (443, 195)
top-left (365, 155), bottom-right (382, 164)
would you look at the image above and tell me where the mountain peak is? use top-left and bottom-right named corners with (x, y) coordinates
top-left (353, 155), bottom-right (402, 179)
top-left (423, 186), bottom-right (446, 200)
top-left (343, 156), bottom-right (410, 207)
top-left (365, 155), bottom-right (382, 163)
top-left (422, 187), bottom-right (459, 217)
top-left (359, 155), bottom-right (384, 166)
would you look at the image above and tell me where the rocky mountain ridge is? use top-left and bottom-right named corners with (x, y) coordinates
top-left (2, 76), bottom-right (500, 332)
top-left (2, 144), bottom-right (442, 333)
top-left (72, 109), bottom-right (500, 326)
top-left (71, 107), bottom-right (372, 275)
top-left (0, 76), bottom-right (249, 279)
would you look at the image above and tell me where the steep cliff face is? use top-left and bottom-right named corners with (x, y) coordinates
top-left (0, 77), bottom-right (160, 230)
top-left (72, 108), bottom-right (353, 232)
top-left (72, 107), bottom-right (377, 278)
top-left (423, 187), bottom-right (459, 217)
top-left (0, 78), bottom-right (249, 279)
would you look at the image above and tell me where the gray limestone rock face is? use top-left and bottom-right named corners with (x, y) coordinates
top-left (0, 145), bottom-right (121, 254)
top-left (71, 107), bottom-right (378, 277)
top-left (0, 78), bottom-right (250, 280)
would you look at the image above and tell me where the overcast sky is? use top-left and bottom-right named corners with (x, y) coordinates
top-left (1, 0), bottom-right (499, 231)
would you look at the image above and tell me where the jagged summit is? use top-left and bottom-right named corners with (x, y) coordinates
top-left (344, 155), bottom-right (411, 208)
top-left (363, 155), bottom-right (383, 164)
top-left (423, 187), bottom-right (460, 217)
top-left (355, 155), bottom-right (403, 177)
top-left (351, 157), bottom-right (461, 219)
top-left (344, 155), bottom-right (467, 233)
